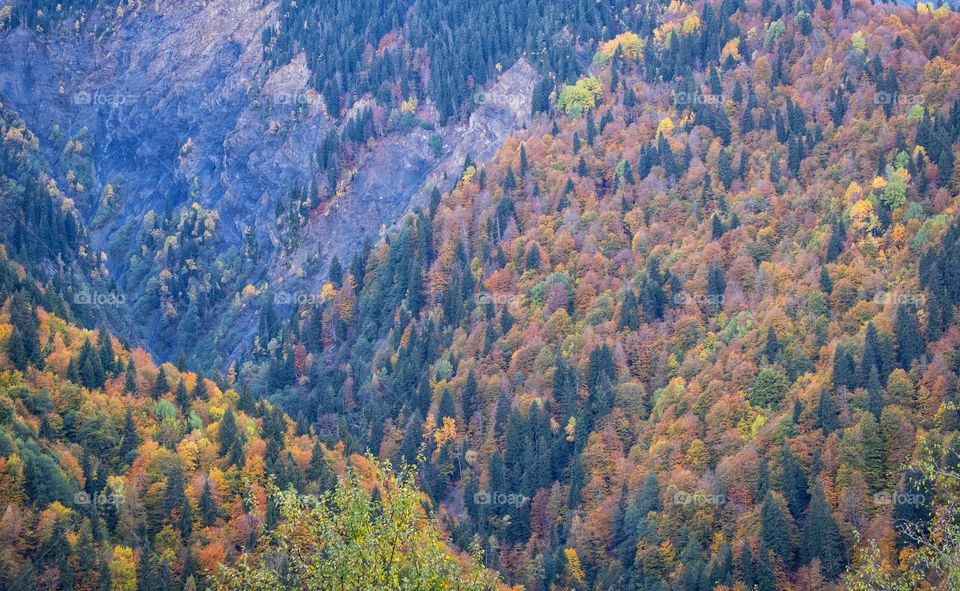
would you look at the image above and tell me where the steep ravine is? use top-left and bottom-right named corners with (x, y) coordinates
top-left (0, 2), bottom-right (537, 365)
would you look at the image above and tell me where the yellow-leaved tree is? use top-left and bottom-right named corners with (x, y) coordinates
top-left (214, 457), bottom-right (499, 591)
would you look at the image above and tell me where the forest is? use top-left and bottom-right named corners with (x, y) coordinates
top-left (2, 0), bottom-right (960, 588)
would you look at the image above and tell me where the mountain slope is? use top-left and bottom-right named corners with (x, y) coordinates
top-left (0, 0), bottom-right (549, 365)
top-left (0, 241), bottom-right (499, 590)
top-left (1, 0), bottom-right (960, 589)
top-left (233, 0), bottom-right (960, 588)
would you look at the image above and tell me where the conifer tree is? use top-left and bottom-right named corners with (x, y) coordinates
top-left (152, 368), bottom-right (169, 399)
top-left (175, 381), bottom-right (190, 413)
top-left (199, 480), bottom-right (219, 527)
top-left (191, 375), bottom-right (208, 400)
top-left (461, 369), bottom-right (478, 421)
top-left (895, 304), bottom-right (923, 369)
top-left (816, 389), bottom-right (838, 434)
top-left (219, 407), bottom-right (239, 456)
top-left (800, 484), bottom-right (846, 579)
top-left (759, 491), bottom-right (795, 563)
top-left (120, 408), bottom-right (139, 462)
top-left (124, 360), bottom-right (137, 394)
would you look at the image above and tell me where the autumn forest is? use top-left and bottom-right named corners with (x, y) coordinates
top-left (1, 0), bottom-right (960, 589)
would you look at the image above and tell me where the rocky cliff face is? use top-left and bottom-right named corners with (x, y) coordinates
top-left (273, 58), bottom-right (539, 297)
top-left (0, 1), bottom-right (537, 364)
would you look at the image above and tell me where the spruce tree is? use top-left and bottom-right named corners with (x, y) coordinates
top-left (120, 408), bottom-right (139, 462)
top-left (800, 484), bottom-right (846, 579)
top-left (825, 221), bottom-right (845, 262)
top-left (191, 375), bottom-right (208, 400)
top-left (219, 407), bottom-right (239, 456)
top-left (77, 338), bottom-right (104, 389)
top-left (437, 388), bottom-right (456, 422)
top-left (8, 292), bottom-right (42, 370)
top-left (461, 369), bottom-right (478, 421)
top-left (895, 304), bottom-right (923, 369)
top-left (759, 491), bottom-right (795, 563)
top-left (124, 360), bottom-right (137, 394)
top-left (711, 214), bottom-right (724, 240)
top-left (199, 480), bottom-right (219, 527)
top-left (618, 290), bottom-right (640, 331)
top-left (833, 344), bottom-right (857, 390)
top-left (819, 266), bottom-right (833, 293)
top-left (152, 368), bottom-right (169, 399)
top-left (866, 366), bottom-right (885, 420)
top-left (764, 326), bottom-right (781, 362)
top-left (815, 389), bottom-right (838, 434)
top-left (175, 381), bottom-right (190, 414)
top-left (96, 327), bottom-right (115, 376)
top-left (780, 448), bottom-right (810, 518)
top-left (308, 438), bottom-right (337, 492)
top-left (859, 414), bottom-right (886, 491)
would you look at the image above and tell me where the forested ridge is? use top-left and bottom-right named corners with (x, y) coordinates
top-left (3, 0), bottom-right (960, 589)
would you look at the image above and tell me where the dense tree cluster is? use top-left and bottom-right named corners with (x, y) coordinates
top-left (0, 253), bottom-right (434, 590)
top-left (230, 0), bottom-right (960, 588)
top-left (4, 0), bottom-right (960, 589)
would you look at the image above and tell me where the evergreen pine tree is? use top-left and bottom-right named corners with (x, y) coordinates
top-left (97, 327), bottom-right (116, 376)
top-left (800, 484), bottom-right (846, 579)
top-left (895, 304), bottom-right (923, 369)
top-left (219, 407), bottom-right (239, 456)
top-left (759, 491), bottom-right (795, 563)
top-left (152, 368), bottom-right (169, 399)
top-left (175, 381), bottom-right (190, 413)
top-left (711, 214), bottom-right (724, 240)
top-left (461, 369), bottom-right (478, 421)
top-left (191, 375), bottom-right (208, 400)
top-left (199, 480), bottom-right (219, 526)
top-left (124, 360), bottom-right (137, 394)
top-left (120, 408), bottom-right (139, 462)
top-left (816, 389), bottom-right (839, 435)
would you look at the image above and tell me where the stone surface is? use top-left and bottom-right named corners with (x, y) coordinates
top-left (0, 5), bottom-right (537, 363)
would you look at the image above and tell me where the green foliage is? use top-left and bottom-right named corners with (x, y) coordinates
top-left (214, 458), bottom-right (498, 591)
top-left (750, 368), bottom-right (788, 408)
top-left (844, 445), bottom-right (960, 590)
top-left (557, 77), bottom-right (602, 118)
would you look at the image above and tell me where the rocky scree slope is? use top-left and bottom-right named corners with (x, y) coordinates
top-left (0, 0), bottom-right (536, 366)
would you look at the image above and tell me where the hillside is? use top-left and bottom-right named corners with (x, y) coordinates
top-left (0, 0), bottom-right (612, 365)
top-left (0, 243), bottom-right (499, 590)
top-left (234, 0), bottom-right (960, 588)
top-left (2, 0), bottom-right (960, 589)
